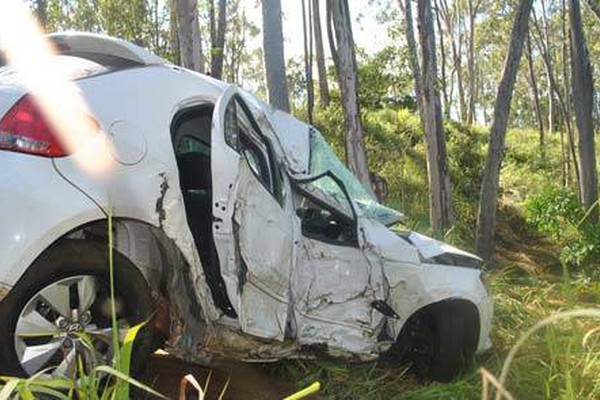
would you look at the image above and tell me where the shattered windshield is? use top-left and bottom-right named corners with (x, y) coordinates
top-left (308, 129), bottom-right (404, 226)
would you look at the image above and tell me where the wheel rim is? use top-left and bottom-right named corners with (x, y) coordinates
top-left (14, 275), bottom-right (130, 377)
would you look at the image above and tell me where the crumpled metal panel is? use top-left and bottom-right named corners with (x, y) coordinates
top-left (408, 231), bottom-right (482, 261)
top-left (291, 236), bottom-right (381, 357)
top-left (233, 162), bottom-right (292, 340)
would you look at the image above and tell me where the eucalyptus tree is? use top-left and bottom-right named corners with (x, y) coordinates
top-left (174, 0), bottom-right (204, 72)
top-left (261, 0), bottom-right (290, 111)
top-left (476, 0), bottom-right (534, 261)
top-left (570, 0), bottom-right (598, 222)
top-left (417, 0), bottom-right (453, 233)
top-left (326, 0), bottom-right (372, 191)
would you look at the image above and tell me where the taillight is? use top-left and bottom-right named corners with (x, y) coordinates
top-left (0, 95), bottom-right (68, 157)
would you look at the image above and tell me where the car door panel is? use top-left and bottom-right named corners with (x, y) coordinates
top-left (234, 161), bottom-right (292, 340)
top-left (290, 176), bottom-right (382, 356)
top-left (211, 90), bottom-right (293, 340)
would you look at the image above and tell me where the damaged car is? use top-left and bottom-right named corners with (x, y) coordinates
top-left (0, 33), bottom-right (491, 382)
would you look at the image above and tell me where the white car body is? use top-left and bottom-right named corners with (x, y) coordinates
top-left (0, 33), bottom-right (491, 366)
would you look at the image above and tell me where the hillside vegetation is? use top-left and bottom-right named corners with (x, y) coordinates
top-left (270, 104), bottom-right (600, 399)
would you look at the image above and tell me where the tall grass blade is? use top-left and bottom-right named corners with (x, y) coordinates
top-left (95, 366), bottom-right (167, 399)
top-left (179, 374), bottom-right (204, 400)
top-left (0, 379), bottom-right (19, 400)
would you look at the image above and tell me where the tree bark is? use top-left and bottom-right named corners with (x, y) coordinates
top-left (262, 0), bottom-right (291, 112)
top-left (417, 0), bottom-right (454, 233)
top-left (312, 0), bottom-right (330, 108)
top-left (570, 0), bottom-right (599, 222)
top-left (327, 0), bottom-right (372, 191)
top-left (476, 0), bottom-right (533, 261)
top-left (466, 0), bottom-right (480, 124)
top-left (399, 0), bottom-right (423, 117)
top-left (433, 0), bottom-right (449, 118)
top-left (302, 0), bottom-right (315, 124)
top-left (174, 0), bottom-right (204, 72)
top-left (210, 0), bottom-right (227, 79)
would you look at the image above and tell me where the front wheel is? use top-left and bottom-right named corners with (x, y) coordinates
top-left (0, 240), bottom-right (154, 378)
top-left (393, 304), bottom-right (478, 382)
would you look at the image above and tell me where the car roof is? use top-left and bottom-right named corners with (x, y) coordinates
top-left (46, 32), bottom-right (167, 67)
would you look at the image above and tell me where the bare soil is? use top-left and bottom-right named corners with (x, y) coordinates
top-left (144, 353), bottom-right (295, 400)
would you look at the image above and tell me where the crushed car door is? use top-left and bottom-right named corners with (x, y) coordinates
top-left (290, 173), bottom-right (382, 356)
top-left (211, 90), bottom-right (293, 340)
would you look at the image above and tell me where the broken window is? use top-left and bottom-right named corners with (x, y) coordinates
top-left (294, 174), bottom-right (358, 247)
top-left (224, 96), bottom-right (284, 206)
top-left (308, 129), bottom-right (404, 226)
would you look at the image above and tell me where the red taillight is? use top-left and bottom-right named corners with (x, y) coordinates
top-left (0, 95), bottom-right (68, 157)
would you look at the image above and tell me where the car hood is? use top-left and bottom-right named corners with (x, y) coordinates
top-left (397, 230), bottom-right (483, 269)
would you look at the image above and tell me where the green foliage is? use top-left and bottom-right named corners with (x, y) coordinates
top-left (356, 46), bottom-right (415, 110)
top-left (525, 186), bottom-right (600, 269)
top-left (525, 186), bottom-right (582, 240)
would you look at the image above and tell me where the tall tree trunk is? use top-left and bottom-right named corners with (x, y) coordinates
top-left (540, 0), bottom-right (554, 135)
top-left (466, 0), bottom-right (479, 124)
top-left (327, 0), bottom-right (372, 191)
top-left (433, 0), bottom-right (450, 118)
top-left (210, 0), bottom-right (227, 79)
top-left (313, 0), bottom-right (330, 108)
top-left (302, 0), bottom-right (315, 124)
top-left (418, 0), bottom-right (453, 233)
top-left (440, 0), bottom-right (466, 122)
top-left (532, 12), bottom-right (581, 189)
top-left (398, 0), bottom-right (423, 117)
top-left (174, 0), bottom-right (204, 72)
top-left (476, 0), bottom-right (533, 261)
top-left (570, 0), bottom-right (599, 222)
top-left (169, 4), bottom-right (181, 64)
top-left (262, 0), bottom-right (291, 112)
top-left (526, 33), bottom-right (545, 150)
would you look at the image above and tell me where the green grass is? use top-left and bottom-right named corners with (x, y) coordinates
top-left (267, 271), bottom-right (600, 399)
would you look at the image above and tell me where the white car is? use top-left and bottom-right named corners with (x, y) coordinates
top-left (0, 33), bottom-right (491, 382)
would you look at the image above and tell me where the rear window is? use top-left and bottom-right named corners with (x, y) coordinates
top-left (0, 55), bottom-right (111, 82)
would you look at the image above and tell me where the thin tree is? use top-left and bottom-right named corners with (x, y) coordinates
top-left (326, 0), bottom-right (372, 191)
top-left (570, 0), bottom-right (599, 222)
top-left (398, 0), bottom-right (423, 117)
top-left (433, 0), bottom-right (450, 117)
top-left (531, 9), bottom-right (580, 188)
top-left (526, 33), bottom-right (545, 150)
top-left (302, 0), bottom-right (315, 124)
top-left (261, 0), bottom-right (291, 112)
top-left (466, 0), bottom-right (482, 124)
top-left (476, 0), bottom-right (534, 261)
top-left (417, 0), bottom-right (453, 233)
top-left (174, 0), bottom-right (204, 72)
top-left (312, 0), bottom-right (330, 107)
top-left (209, 0), bottom-right (227, 79)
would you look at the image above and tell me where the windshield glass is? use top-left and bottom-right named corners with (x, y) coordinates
top-left (308, 129), bottom-right (404, 225)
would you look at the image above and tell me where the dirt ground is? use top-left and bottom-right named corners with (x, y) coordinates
top-left (144, 353), bottom-right (296, 400)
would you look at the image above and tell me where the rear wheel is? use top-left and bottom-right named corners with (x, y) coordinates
top-left (0, 240), bottom-right (154, 378)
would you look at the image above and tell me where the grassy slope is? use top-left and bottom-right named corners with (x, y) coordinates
top-left (276, 107), bottom-right (600, 399)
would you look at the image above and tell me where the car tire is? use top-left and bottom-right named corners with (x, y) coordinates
top-left (428, 309), bottom-right (471, 382)
top-left (393, 306), bottom-right (475, 382)
top-left (0, 239), bottom-right (154, 379)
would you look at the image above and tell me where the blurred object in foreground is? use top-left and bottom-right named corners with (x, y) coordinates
top-left (0, 0), bottom-right (113, 178)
